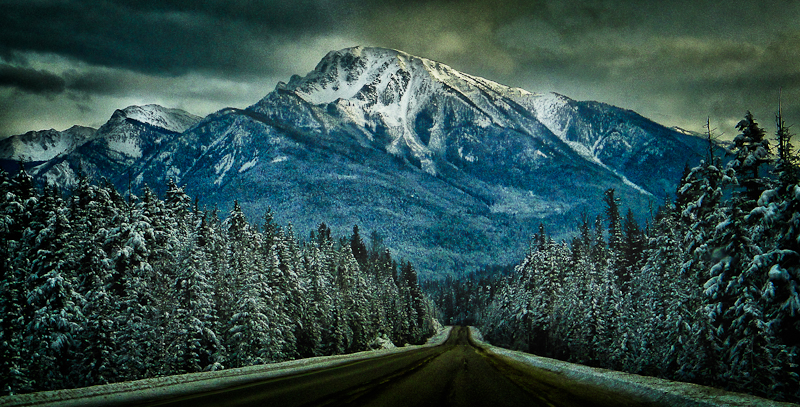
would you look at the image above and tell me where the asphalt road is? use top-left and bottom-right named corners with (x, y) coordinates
top-left (141, 327), bottom-right (656, 407)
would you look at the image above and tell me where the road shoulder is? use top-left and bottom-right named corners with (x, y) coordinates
top-left (468, 327), bottom-right (798, 407)
top-left (0, 327), bottom-right (454, 407)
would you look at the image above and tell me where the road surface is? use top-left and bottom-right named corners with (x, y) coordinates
top-left (139, 326), bottom-right (655, 407)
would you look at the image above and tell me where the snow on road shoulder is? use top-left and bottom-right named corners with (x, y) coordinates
top-left (468, 327), bottom-right (797, 407)
top-left (426, 322), bottom-right (451, 345)
top-left (1, 326), bottom-right (452, 407)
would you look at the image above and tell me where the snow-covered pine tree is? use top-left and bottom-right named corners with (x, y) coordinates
top-left (304, 241), bottom-right (333, 356)
top-left (225, 201), bottom-right (281, 367)
top-left (774, 100), bottom-right (798, 186)
top-left (627, 205), bottom-right (685, 377)
top-left (731, 112), bottom-right (773, 210)
top-left (704, 190), bottom-right (768, 392)
top-left (479, 275), bottom-right (525, 349)
top-left (738, 112), bottom-right (800, 400)
top-left (555, 216), bottom-right (595, 362)
top-left (621, 208), bottom-right (646, 283)
top-left (698, 113), bottom-right (789, 396)
top-left (603, 189), bottom-right (627, 287)
top-left (333, 245), bottom-right (369, 351)
top-left (272, 224), bottom-right (304, 359)
top-left (109, 195), bottom-right (161, 382)
top-left (199, 209), bottom-right (233, 360)
top-left (141, 185), bottom-right (182, 368)
top-left (399, 261), bottom-right (429, 344)
top-left (70, 175), bottom-right (121, 386)
top-left (350, 225), bottom-right (368, 268)
top-left (310, 223), bottom-right (339, 355)
top-left (672, 128), bottom-right (734, 382)
top-left (373, 248), bottom-right (401, 346)
top-left (515, 229), bottom-right (565, 355)
top-left (23, 187), bottom-right (84, 390)
top-left (75, 242), bottom-right (119, 387)
top-left (0, 168), bottom-right (34, 395)
top-left (170, 230), bottom-right (221, 374)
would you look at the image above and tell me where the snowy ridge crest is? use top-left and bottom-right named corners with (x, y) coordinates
top-left (283, 46), bottom-right (532, 119)
top-left (0, 126), bottom-right (97, 162)
top-left (96, 104), bottom-right (201, 160)
top-left (273, 46), bottom-right (544, 175)
top-left (113, 104), bottom-right (201, 134)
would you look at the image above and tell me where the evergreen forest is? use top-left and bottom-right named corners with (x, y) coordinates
top-left (0, 172), bottom-right (435, 395)
top-left (426, 112), bottom-right (800, 402)
top-left (2, 109), bottom-right (799, 404)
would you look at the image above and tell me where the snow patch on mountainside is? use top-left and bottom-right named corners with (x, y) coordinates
top-left (165, 166), bottom-right (181, 184)
top-left (106, 137), bottom-right (142, 158)
top-left (530, 93), bottom-right (573, 139)
top-left (529, 93), bottom-right (610, 167)
top-left (214, 153), bottom-right (235, 185)
top-left (458, 147), bottom-right (477, 163)
top-left (11, 131), bottom-right (73, 161)
top-left (239, 157), bottom-right (258, 173)
top-left (489, 186), bottom-right (572, 216)
top-left (38, 160), bottom-right (77, 188)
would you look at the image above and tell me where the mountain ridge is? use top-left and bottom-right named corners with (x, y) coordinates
top-left (17, 46), bottom-right (713, 277)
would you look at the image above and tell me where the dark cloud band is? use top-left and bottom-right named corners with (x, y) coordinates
top-left (0, 65), bottom-right (66, 94)
top-left (0, 0), bottom-right (345, 78)
top-left (0, 0), bottom-right (798, 139)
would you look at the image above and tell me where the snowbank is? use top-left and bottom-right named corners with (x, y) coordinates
top-left (468, 327), bottom-right (798, 407)
top-left (0, 326), bottom-right (452, 407)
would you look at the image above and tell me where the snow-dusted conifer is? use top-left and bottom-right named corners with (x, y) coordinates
top-left (732, 112), bottom-right (773, 209)
top-left (171, 233), bottom-right (222, 373)
top-left (109, 195), bottom-right (161, 381)
top-left (272, 224), bottom-right (304, 359)
top-left (225, 201), bottom-right (280, 367)
top-left (0, 169), bottom-right (34, 394)
top-left (24, 191), bottom-right (84, 390)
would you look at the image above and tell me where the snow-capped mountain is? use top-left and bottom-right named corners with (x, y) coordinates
top-left (30, 104), bottom-right (201, 188)
top-left (26, 47), bottom-right (714, 277)
top-left (91, 104), bottom-right (200, 161)
top-left (114, 104), bottom-right (201, 134)
top-left (0, 125), bottom-right (96, 162)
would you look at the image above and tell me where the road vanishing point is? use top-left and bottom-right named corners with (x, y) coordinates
top-left (138, 326), bottom-right (653, 407)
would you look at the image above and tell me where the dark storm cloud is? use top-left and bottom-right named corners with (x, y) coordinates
top-left (0, 0), bottom-right (798, 138)
top-left (0, 64), bottom-right (141, 98)
top-left (0, 0), bottom-right (347, 78)
top-left (63, 69), bottom-right (136, 97)
top-left (0, 65), bottom-right (66, 94)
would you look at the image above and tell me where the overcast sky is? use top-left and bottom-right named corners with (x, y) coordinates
top-left (1, 0), bottom-right (799, 140)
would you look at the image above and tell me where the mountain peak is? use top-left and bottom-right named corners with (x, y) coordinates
top-left (111, 104), bottom-right (201, 134)
top-left (0, 126), bottom-right (98, 162)
top-left (279, 46), bottom-right (530, 107)
top-left (259, 47), bottom-right (540, 177)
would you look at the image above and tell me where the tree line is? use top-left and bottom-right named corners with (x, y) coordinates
top-left (425, 111), bottom-right (800, 402)
top-left (0, 172), bottom-right (435, 395)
